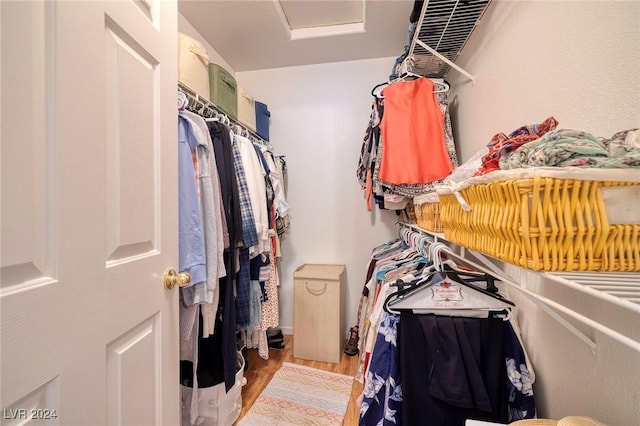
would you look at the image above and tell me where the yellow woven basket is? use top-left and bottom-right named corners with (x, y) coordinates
top-left (413, 193), bottom-right (444, 232)
top-left (438, 170), bottom-right (640, 272)
top-left (415, 201), bottom-right (444, 232)
top-left (404, 202), bottom-right (418, 225)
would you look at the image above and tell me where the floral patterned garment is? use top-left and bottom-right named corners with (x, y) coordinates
top-left (475, 116), bottom-right (560, 176)
top-left (500, 128), bottom-right (640, 169)
top-left (360, 313), bottom-right (402, 426)
top-left (504, 322), bottom-right (536, 421)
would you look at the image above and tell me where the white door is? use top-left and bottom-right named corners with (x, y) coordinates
top-left (1, 1), bottom-right (179, 425)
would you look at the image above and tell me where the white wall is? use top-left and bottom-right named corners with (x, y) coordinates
top-left (448, 1), bottom-right (640, 161)
top-left (447, 2), bottom-right (640, 424)
top-left (237, 58), bottom-right (399, 334)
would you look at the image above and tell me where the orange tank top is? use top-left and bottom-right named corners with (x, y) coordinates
top-left (378, 78), bottom-right (453, 185)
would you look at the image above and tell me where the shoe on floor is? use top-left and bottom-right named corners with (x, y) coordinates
top-left (344, 326), bottom-right (359, 356)
top-left (267, 328), bottom-right (284, 350)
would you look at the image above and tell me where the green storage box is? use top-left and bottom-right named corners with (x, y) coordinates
top-left (208, 63), bottom-right (238, 119)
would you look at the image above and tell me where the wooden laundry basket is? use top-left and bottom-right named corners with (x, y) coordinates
top-left (437, 168), bottom-right (640, 272)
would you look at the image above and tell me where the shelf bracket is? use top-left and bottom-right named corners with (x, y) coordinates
top-left (463, 250), bottom-right (597, 352)
top-left (415, 39), bottom-right (476, 83)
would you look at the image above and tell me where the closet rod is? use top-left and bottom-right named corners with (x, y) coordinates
top-left (398, 223), bottom-right (640, 354)
top-left (178, 81), bottom-right (271, 148)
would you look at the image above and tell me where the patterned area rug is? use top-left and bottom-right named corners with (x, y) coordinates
top-left (238, 362), bottom-right (354, 426)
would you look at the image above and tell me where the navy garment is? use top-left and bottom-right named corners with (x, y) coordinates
top-left (504, 322), bottom-right (536, 421)
top-left (235, 248), bottom-right (251, 326)
top-left (360, 313), bottom-right (402, 426)
top-left (399, 313), bottom-right (508, 426)
top-left (410, 0), bottom-right (424, 23)
top-left (209, 122), bottom-right (243, 242)
top-left (206, 121), bottom-right (241, 392)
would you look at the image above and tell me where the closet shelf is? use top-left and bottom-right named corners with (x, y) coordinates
top-left (408, 0), bottom-right (492, 80)
top-left (401, 223), bottom-right (640, 312)
top-left (399, 223), bottom-right (640, 353)
top-left (178, 81), bottom-right (271, 148)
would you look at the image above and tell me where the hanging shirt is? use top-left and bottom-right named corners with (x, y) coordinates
top-left (235, 135), bottom-right (269, 256)
top-left (260, 146), bottom-right (291, 220)
top-left (378, 78), bottom-right (453, 185)
top-left (180, 112), bottom-right (227, 311)
top-left (177, 116), bottom-right (207, 292)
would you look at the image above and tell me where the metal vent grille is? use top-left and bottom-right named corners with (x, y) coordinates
top-left (409, 0), bottom-right (492, 78)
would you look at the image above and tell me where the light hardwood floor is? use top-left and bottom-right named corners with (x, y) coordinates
top-left (234, 334), bottom-right (363, 425)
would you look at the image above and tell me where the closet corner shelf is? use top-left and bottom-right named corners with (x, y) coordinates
top-left (408, 0), bottom-right (493, 80)
top-left (400, 222), bottom-right (640, 353)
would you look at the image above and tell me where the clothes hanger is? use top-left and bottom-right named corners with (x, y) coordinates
top-left (383, 270), bottom-right (514, 318)
top-left (204, 109), bottom-right (219, 122)
top-left (381, 257), bottom-right (431, 282)
top-left (431, 78), bottom-right (450, 94)
top-left (177, 91), bottom-right (188, 110)
top-left (375, 248), bottom-right (429, 281)
top-left (197, 99), bottom-right (208, 116)
top-left (383, 240), bottom-right (514, 318)
top-left (371, 81), bottom-right (389, 98)
top-left (192, 96), bottom-right (205, 114)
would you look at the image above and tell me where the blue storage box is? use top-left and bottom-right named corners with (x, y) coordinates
top-left (255, 101), bottom-right (270, 141)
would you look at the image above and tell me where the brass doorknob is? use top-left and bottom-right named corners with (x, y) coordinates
top-left (163, 267), bottom-right (191, 290)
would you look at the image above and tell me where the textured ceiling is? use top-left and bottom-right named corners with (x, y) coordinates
top-left (279, 0), bottom-right (364, 29)
top-left (178, 0), bottom-right (414, 72)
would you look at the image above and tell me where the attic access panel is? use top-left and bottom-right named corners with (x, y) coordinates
top-left (409, 0), bottom-right (492, 79)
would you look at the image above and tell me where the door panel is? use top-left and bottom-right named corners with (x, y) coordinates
top-left (0, 0), bottom-right (55, 289)
top-left (107, 314), bottom-right (161, 426)
top-left (2, 377), bottom-right (60, 426)
top-left (1, 1), bottom-right (178, 425)
top-left (104, 17), bottom-right (158, 263)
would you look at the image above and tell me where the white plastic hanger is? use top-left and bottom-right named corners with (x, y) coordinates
top-left (384, 240), bottom-right (514, 318)
top-left (204, 109), bottom-right (219, 122)
top-left (177, 91), bottom-right (188, 110)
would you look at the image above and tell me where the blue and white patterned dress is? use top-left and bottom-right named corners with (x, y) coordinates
top-left (360, 312), bottom-right (403, 425)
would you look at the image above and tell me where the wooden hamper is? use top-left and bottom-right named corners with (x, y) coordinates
top-left (293, 264), bottom-right (346, 363)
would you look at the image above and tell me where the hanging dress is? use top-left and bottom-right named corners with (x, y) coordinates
top-left (378, 78), bottom-right (453, 185)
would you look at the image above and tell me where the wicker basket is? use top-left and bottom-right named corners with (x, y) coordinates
top-left (414, 193), bottom-right (444, 232)
top-left (403, 202), bottom-right (418, 225)
top-left (436, 168), bottom-right (640, 272)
